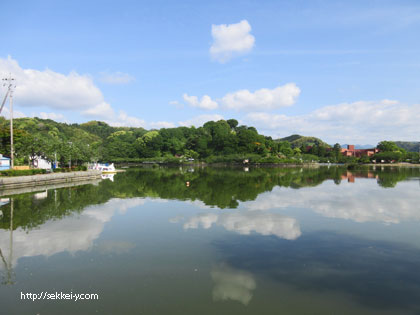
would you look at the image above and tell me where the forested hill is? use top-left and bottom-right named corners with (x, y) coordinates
top-left (276, 134), bottom-right (330, 148)
top-left (394, 141), bottom-right (420, 153)
top-left (0, 117), bottom-right (306, 165)
top-left (2, 116), bottom-right (418, 165)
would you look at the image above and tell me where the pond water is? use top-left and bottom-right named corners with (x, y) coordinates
top-left (1, 166), bottom-right (420, 314)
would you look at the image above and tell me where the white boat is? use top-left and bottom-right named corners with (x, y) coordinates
top-left (101, 173), bottom-right (115, 182)
top-left (89, 163), bottom-right (116, 173)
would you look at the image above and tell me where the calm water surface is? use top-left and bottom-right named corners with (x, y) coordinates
top-left (1, 166), bottom-right (420, 314)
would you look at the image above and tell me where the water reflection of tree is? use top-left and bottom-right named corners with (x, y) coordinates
top-left (0, 166), bottom-right (419, 232)
top-left (374, 166), bottom-right (420, 188)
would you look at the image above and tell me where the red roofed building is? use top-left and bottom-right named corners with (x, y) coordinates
top-left (341, 145), bottom-right (379, 157)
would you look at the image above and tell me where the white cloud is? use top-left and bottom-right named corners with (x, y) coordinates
top-left (179, 114), bottom-right (224, 127)
top-left (0, 56), bottom-right (146, 127)
top-left (103, 111), bottom-right (175, 130)
top-left (210, 20), bottom-right (255, 63)
top-left (2, 107), bottom-right (67, 123)
top-left (106, 110), bottom-right (146, 128)
top-left (38, 112), bottom-right (66, 121)
top-left (183, 211), bottom-right (301, 240)
top-left (98, 71), bottom-right (135, 85)
top-left (221, 83), bottom-right (300, 111)
top-left (82, 101), bottom-right (115, 119)
top-left (178, 83), bottom-right (300, 112)
top-left (183, 94), bottom-right (219, 110)
top-left (245, 99), bottom-right (420, 143)
top-left (0, 56), bottom-right (105, 111)
top-left (211, 264), bottom-right (256, 305)
top-left (0, 106), bottom-right (26, 119)
top-left (148, 121), bottom-right (176, 129)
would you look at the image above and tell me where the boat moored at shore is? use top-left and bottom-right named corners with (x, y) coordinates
top-left (89, 163), bottom-right (116, 173)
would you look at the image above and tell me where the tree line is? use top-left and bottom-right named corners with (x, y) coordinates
top-left (0, 117), bottom-right (298, 165)
top-left (0, 117), bottom-right (418, 166)
top-left (3, 165), bottom-right (418, 231)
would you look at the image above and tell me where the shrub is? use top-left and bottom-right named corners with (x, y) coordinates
top-left (256, 156), bottom-right (300, 164)
top-left (204, 154), bottom-right (261, 164)
top-left (301, 154), bottom-right (320, 162)
top-left (0, 169), bottom-right (47, 176)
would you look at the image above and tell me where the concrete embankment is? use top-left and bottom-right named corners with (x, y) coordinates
top-left (0, 170), bottom-right (102, 191)
top-left (0, 176), bottom-right (102, 197)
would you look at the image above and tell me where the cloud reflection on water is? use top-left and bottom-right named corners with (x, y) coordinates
top-left (245, 181), bottom-right (420, 224)
top-left (211, 264), bottom-right (256, 305)
top-left (182, 212), bottom-right (301, 240)
top-left (0, 198), bottom-right (145, 269)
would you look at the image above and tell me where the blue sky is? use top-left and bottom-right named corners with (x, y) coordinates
top-left (1, 0), bottom-right (419, 144)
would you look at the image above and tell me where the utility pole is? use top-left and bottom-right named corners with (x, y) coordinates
top-left (2, 74), bottom-right (16, 169)
top-left (68, 141), bottom-right (72, 169)
top-left (10, 91), bottom-right (14, 169)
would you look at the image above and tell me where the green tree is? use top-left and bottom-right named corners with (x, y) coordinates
top-left (377, 141), bottom-right (406, 153)
top-left (333, 143), bottom-right (341, 160)
top-left (227, 119), bottom-right (239, 129)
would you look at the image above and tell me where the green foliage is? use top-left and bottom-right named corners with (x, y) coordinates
top-left (204, 154), bottom-right (260, 164)
top-left (227, 119), bottom-right (239, 129)
top-left (106, 130), bottom-right (138, 159)
top-left (358, 155), bottom-right (371, 164)
top-left (377, 141), bottom-right (406, 154)
top-left (372, 151), bottom-right (404, 163)
top-left (6, 116), bottom-right (416, 167)
top-left (52, 166), bottom-right (87, 172)
top-left (301, 154), bottom-right (320, 162)
top-left (278, 134), bottom-right (331, 149)
top-left (333, 143), bottom-right (341, 160)
top-left (0, 169), bottom-right (47, 176)
top-left (0, 117), bottom-right (102, 166)
top-left (255, 156), bottom-right (299, 164)
top-left (53, 168), bottom-right (71, 173)
top-left (405, 152), bottom-right (420, 163)
top-left (278, 134), bottom-right (302, 142)
top-left (373, 141), bottom-right (408, 163)
top-left (394, 141), bottom-right (420, 153)
top-left (277, 141), bottom-right (293, 156)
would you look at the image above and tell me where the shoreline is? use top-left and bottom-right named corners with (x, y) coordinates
top-left (0, 170), bottom-right (102, 190)
top-left (117, 161), bottom-right (420, 168)
top-left (0, 177), bottom-right (102, 197)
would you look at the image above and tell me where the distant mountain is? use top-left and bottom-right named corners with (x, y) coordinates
top-left (277, 137), bottom-right (420, 152)
top-left (394, 141), bottom-right (420, 152)
top-left (277, 134), bottom-right (330, 148)
top-left (341, 144), bottom-right (375, 149)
